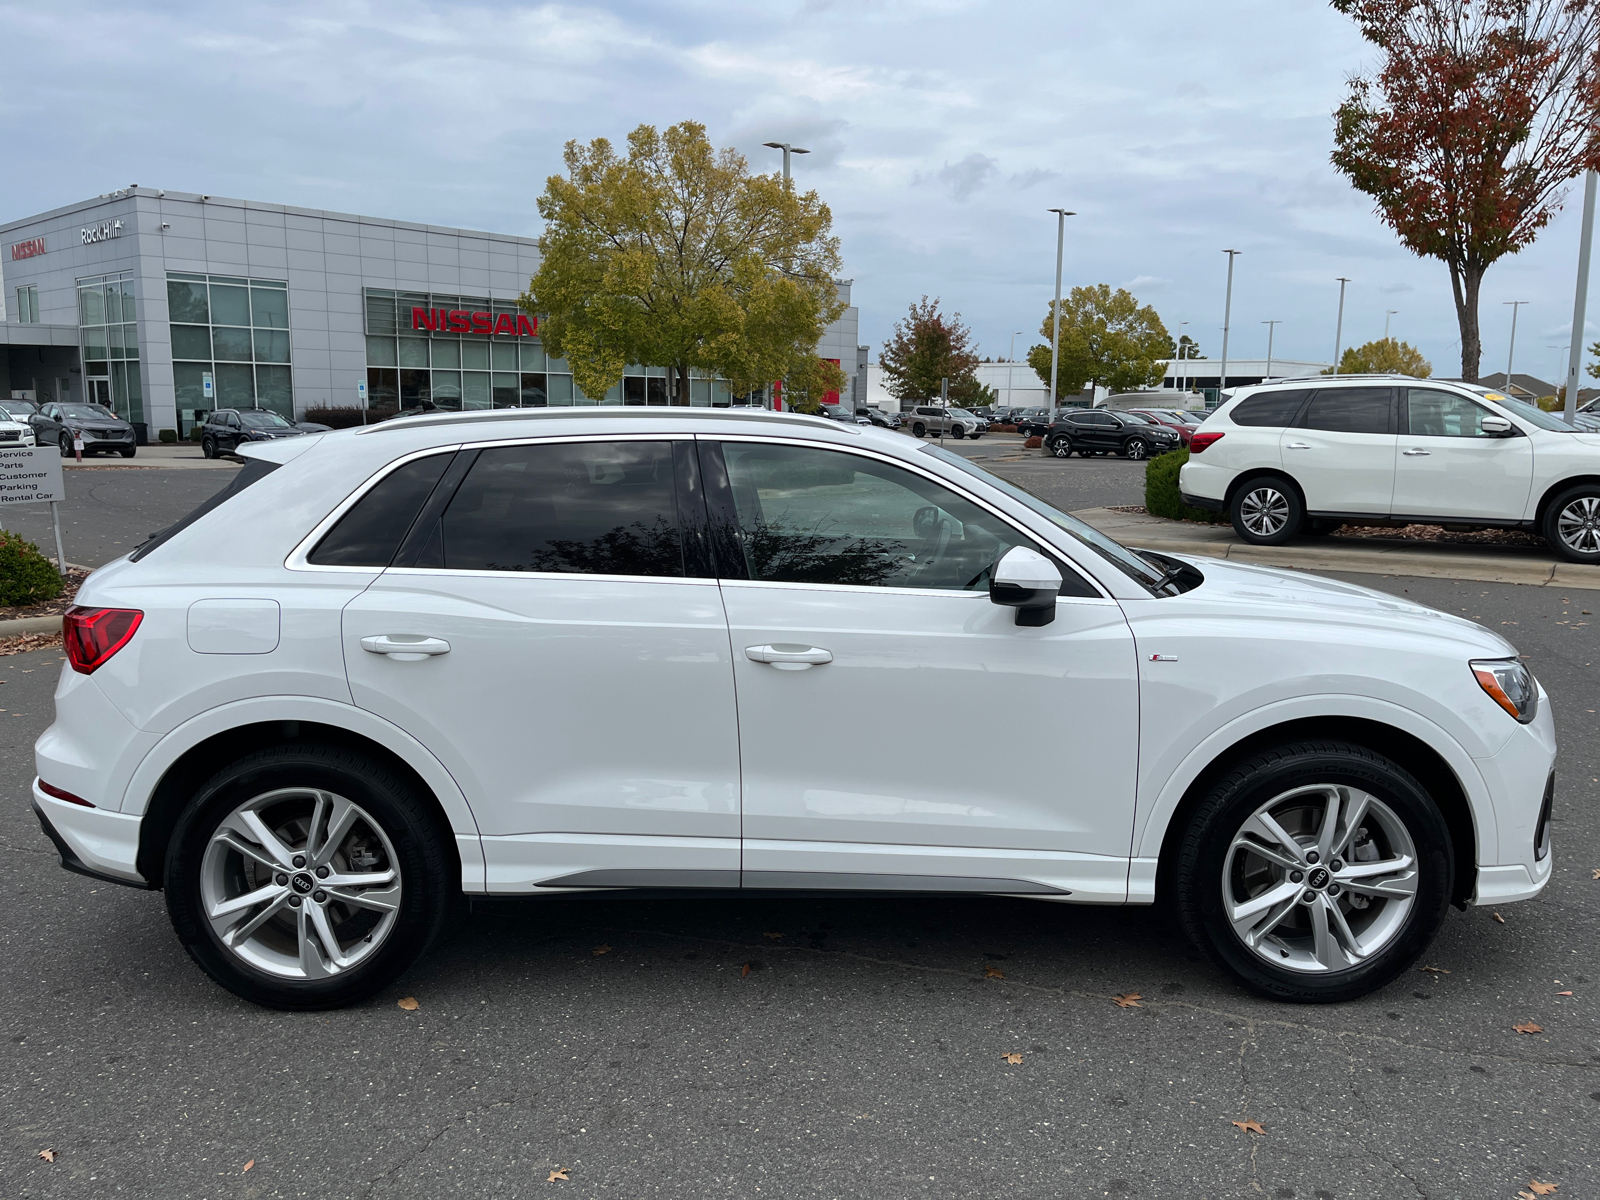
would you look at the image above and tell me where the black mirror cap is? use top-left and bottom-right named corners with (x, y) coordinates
top-left (990, 580), bottom-right (1058, 626)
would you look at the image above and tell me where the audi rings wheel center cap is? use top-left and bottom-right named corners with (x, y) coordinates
top-left (1307, 867), bottom-right (1331, 890)
top-left (291, 872), bottom-right (316, 895)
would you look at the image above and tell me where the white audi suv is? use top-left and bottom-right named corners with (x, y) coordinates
top-left (33, 407), bottom-right (1555, 1008)
top-left (1178, 375), bottom-right (1600, 561)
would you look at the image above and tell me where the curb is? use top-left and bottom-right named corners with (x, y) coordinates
top-left (0, 615), bottom-right (63, 638)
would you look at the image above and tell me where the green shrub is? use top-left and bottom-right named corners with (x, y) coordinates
top-left (158, 428), bottom-right (178, 444)
top-left (0, 531), bottom-right (63, 607)
top-left (1144, 449), bottom-right (1227, 523)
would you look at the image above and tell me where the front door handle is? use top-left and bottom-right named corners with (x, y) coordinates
top-left (1402, 448), bottom-right (1431, 456)
top-left (361, 634), bottom-right (452, 661)
top-left (745, 643), bottom-right (833, 670)
top-left (1285, 441), bottom-right (1311, 450)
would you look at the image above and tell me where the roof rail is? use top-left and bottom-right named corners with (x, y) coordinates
top-left (356, 405), bottom-right (847, 435)
top-left (1264, 373), bottom-right (1425, 385)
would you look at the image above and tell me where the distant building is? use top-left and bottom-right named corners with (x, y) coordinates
top-left (1158, 357), bottom-right (1331, 391)
top-left (1468, 372), bottom-right (1558, 399)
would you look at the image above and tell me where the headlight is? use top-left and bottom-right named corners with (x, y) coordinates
top-left (1471, 658), bottom-right (1538, 724)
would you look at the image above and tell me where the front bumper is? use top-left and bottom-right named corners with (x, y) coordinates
top-left (31, 781), bottom-right (148, 889)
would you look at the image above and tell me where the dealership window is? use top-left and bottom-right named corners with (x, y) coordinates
top-left (15, 285), bottom-right (40, 324)
top-left (76, 273), bottom-right (143, 426)
top-left (362, 287), bottom-right (732, 413)
top-left (167, 271), bottom-right (293, 435)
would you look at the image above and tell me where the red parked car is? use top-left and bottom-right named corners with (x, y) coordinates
top-left (1127, 408), bottom-right (1201, 447)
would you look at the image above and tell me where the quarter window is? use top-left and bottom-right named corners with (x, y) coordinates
top-left (1230, 390), bottom-right (1308, 427)
top-left (1300, 387), bottom-right (1393, 435)
top-left (308, 453), bottom-right (454, 568)
top-left (1404, 388), bottom-right (1497, 438)
top-left (435, 441), bottom-right (686, 577)
top-left (719, 442), bottom-right (1033, 591)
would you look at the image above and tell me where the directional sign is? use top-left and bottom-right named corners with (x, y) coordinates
top-left (0, 446), bottom-right (65, 505)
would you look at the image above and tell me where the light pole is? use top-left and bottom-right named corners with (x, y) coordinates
top-left (1006, 330), bottom-right (1022, 408)
top-left (1176, 321), bottom-right (1189, 394)
top-left (762, 141), bottom-right (810, 182)
top-left (1332, 277), bottom-right (1351, 375)
top-left (1047, 209), bottom-right (1076, 410)
top-left (1503, 300), bottom-right (1529, 388)
top-left (1261, 319), bottom-right (1281, 381)
top-left (1549, 345), bottom-right (1571, 391)
top-left (1564, 170), bottom-right (1596, 425)
top-left (1384, 309), bottom-right (1398, 340)
top-left (1218, 250), bottom-right (1240, 407)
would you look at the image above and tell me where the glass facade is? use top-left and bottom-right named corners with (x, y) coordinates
top-left (77, 273), bottom-right (143, 424)
top-left (362, 288), bottom-right (731, 411)
top-left (168, 272), bottom-right (292, 434)
top-left (15, 285), bottom-right (40, 323)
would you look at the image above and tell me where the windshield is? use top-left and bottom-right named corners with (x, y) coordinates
top-left (1120, 412), bottom-right (1152, 425)
top-left (1467, 388), bottom-right (1576, 432)
top-left (60, 404), bottom-right (116, 421)
top-left (0, 401), bottom-right (37, 417)
top-left (239, 411), bottom-right (293, 429)
top-left (919, 443), bottom-right (1170, 593)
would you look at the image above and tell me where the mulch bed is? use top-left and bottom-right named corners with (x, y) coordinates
top-left (0, 631), bottom-right (62, 656)
top-left (1114, 506), bottom-right (1549, 550)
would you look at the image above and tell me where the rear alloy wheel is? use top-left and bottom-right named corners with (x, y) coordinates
top-left (1124, 438), bottom-right (1150, 461)
top-left (1175, 740), bottom-right (1451, 1002)
top-left (1048, 435), bottom-right (1073, 458)
top-left (1230, 477), bottom-right (1302, 545)
top-left (165, 744), bottom-right (452, 1010)
top-left (1543, 485), bottom-right (1600, 564)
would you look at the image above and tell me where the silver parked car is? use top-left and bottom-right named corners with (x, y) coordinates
top-left (901, 405), bottom-right (984, 440)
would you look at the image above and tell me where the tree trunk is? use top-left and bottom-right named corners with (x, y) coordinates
top-left (673, 364), bottom-right (692, 406)
top-left (1449, 261), bottom-right (1483, 383)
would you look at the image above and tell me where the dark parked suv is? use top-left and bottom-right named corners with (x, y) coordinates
top-left (32, 402), bottom-right (137, 458)
top-left (198, 409), bottom-right (309, 457)
top-left (1043, 409), bottom-right (1180, 460)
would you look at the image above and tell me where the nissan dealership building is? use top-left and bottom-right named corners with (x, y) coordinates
top-left (0, 187), bottom-right (862, 439)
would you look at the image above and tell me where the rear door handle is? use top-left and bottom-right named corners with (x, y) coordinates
top-left (361, 634), bottom-right (452, 661)
top-left (1402, 448), bottom-right (1431, 456)
top-left (1285, 441), bottom-right (1311, 450)
top-left (745, 644), bottom-right (833, 669)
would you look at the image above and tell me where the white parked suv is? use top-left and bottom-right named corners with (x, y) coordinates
top-left (1179, 375), bottom-right (1600, 561)
top-left (33, 408), bottom-right (1554, 1009)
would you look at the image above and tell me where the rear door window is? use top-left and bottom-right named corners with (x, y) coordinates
top-left (1230, 390), bottom-right (1309, 427)
top-left (1300, 387), bottom-right (1394, 434)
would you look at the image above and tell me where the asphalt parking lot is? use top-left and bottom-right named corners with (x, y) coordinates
top-left (2, 443), bottom-right (1597, 1199)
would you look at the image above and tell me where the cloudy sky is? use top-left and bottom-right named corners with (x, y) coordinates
top-left (2, 0), bottom-right (1596, 383)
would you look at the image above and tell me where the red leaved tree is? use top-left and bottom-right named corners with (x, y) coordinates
top-left (1331, 0), bottom-right (1600, 381)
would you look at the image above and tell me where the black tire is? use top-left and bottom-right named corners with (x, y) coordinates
top-left (1174, 740), bottom-right (1452, 1002)
top-left (912, 423), bottom-right (927, 438)
top-left (1123, 437), bottom-right (1150, 461)
top-left (1229, 475), bottom-right (1303, 545)
top-left (119, 446), bottom-right (137, 459)
top-left (58, 434), bottom-right (72, 458)
top-left (164, 743), bottom-right (454, 1011)
top-left (969, 433), bottom-right (981, 440)
top-left (1541, 483), bottom-right (1600, 564)
top-left (201, 437), bottom-right (216, 459)
top-left (1048, 435), bottom-right (1073, 459)
top-left (950, 425), bottom-right (965, 438)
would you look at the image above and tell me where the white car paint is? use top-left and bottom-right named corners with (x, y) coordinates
top-left (35, 408), bottom-right (1554, 914)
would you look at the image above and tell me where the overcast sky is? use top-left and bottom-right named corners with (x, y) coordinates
top-left (2, 0), bottom-right (1596, 383)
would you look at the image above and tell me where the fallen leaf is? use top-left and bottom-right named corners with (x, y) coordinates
top-left (1231, 1119), bottom-right (1266, 1135)
top-left (1528, 1182), bottom-right (1558, 1196)
top-left (1513, 1021), bottom-right (1543, 1034)
top-left (1592, 869), bottom-right (1599, 880)
top-left (1002, 1052), bottom-right (1023, 1064)
top-left (1112, 993), bottom-right (1143, 1008)
top-left (763, 932), bottom-right (784, 940)
top-left (38, 1149), bottom-right (56, 1163)
top-left (397, 997), bottom-right (418, 1011)
top-left (1557, 991), bottom-right (1574, 997)
top-left (548, 1167), bottom-right (570, 1181)
top-left (243, 1159), bottom-right (255, 1172)
top-left (1419, 965), bottom-right (1451, 975)
top-left (740, 962), bottom-right (751, 978)
top-left (592, 944), bottom-right (611, 956)
top-left (984, 965), bottom-right (1005, 980)
top-left (1493, 912), bottom-right (1506, 924)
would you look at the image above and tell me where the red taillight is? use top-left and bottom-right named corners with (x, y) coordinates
top-left (63, 606), bottom-right (143, 675)
top-left (39, 780), bottom-right (93, 807)
top-left (1189, 431), bottom-right (1225, 454)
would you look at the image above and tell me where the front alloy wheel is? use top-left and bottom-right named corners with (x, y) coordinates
top-left (1544, 485), bottom-right (1600, 563)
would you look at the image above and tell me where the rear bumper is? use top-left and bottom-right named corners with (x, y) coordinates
top-left (31, 782), bottom-right (149, 889)
top-left (1179, 490), bottom-right (1225, 512)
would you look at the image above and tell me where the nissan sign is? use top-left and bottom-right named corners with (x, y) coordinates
top-left (411, 307), bottom-right (538, 338)
top-left (8, 237), bottom-right (46, 261)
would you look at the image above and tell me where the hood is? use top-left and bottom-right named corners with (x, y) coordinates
top-left (66, 418), bottom-right (129, 430)
top-left (1165, 554), bottom-right (1518, 657)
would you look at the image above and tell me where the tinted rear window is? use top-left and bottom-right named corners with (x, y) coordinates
top-left (1230, 390), bottom-right (1308, 427)
top-left (308, 453), bottom-right (454, 567)
top-left (1301, 387), bottom-right (1393, 434)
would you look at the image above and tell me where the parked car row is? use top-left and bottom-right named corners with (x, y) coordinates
top-left (1043, 409), bottom-right (1183, 460)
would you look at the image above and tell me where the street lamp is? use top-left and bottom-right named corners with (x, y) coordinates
top-left (762, 142), bottom-right (810, 182)
top-left (1218, 250), bottom-right (1240, 407)
top-left (1261, 319), bottom-right (1282, 381)
top-left (1007, 330), bottom-right (1023, 408)
top-left (1384, 309), bottom-right (1398, 340)
top-left (1047, 209), bottom-right (1076, 410)
top-left (1503, 300), bottom-right (1529, 388)
top-left (1332, 277), bottom-right (1351, 375)
top-left (1176, 321), bottom-right (1189, 394)
top-left (1564, 170), bottom-right (1597, 424)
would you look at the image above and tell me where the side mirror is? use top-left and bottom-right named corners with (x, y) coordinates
top-left (990, 545), bottom-right (1062, 627)
top-left (1481, 415), bottom-right (1514, 436)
